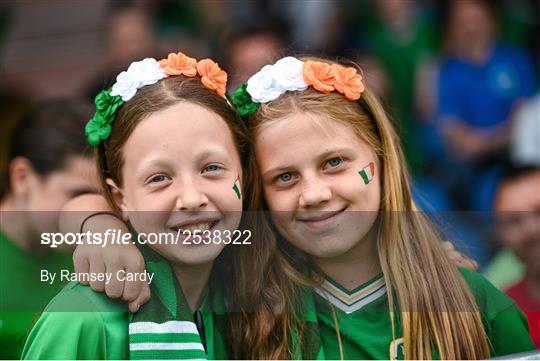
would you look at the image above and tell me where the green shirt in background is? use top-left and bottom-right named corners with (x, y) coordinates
top-left (0, 229), bottom-right (72, 360)
top-left (483, 249), bottom-right (525, 291)
top-left (315, 268), bottom-right (534, 359)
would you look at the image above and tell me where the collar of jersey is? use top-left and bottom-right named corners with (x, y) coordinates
top-left (315, 273), bottom-right (387, 314)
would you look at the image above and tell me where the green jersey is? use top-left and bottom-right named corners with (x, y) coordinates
top-left (22, 282), bottom-right (228, 360)
top-left (0, 229), bottom-right (72, 359)
top-left (314, 268), bottom-right (534, 359)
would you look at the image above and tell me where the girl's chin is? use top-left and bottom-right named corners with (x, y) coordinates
top-left (296, 241), bottom-right (357, 260)
top-left (168, 247), bottom-right (225, 265)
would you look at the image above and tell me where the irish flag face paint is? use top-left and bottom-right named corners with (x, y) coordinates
top-left (232, 177), bottom-right (242, 199)
top-left (358, 161), bottom-right (375, 185)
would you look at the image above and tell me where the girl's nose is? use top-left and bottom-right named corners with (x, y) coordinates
top-left (175, 180), bottom-right (209, 211)
top-left (298, 177), bottom-right (332, 208)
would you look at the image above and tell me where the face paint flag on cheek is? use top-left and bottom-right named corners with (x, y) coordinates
top-left (233, 177), bottom-right (242, 199)
top-left (359, 161), bottom-right (375, 185)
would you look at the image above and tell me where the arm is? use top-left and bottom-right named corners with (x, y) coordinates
top-left (439, 118), bottom-right (510, 160)
top-left (61, 194), bottom-right (150, 312)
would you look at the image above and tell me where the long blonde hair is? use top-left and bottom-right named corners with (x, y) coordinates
top-left (248, 58), bottom-right (491, 359)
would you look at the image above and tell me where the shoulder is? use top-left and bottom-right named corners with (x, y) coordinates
top-left (49, 282), bottom-right (127, 312)
top-left (459, 268), bottom-right (515, 313)
top-left (438, 58), bottom-right (467, 93)
top-left (22, 282), bottom-right (129, 360)
top-left (494, 43), bottom-right (530, 60)
top-left (459, 268), bottom-right (535, 356)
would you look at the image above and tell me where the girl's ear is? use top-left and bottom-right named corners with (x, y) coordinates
top-left (9, 157), bottom-right (35, 199)
top-left (105, 178), bottom-right (128, 215)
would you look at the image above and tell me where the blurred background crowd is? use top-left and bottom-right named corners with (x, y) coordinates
top-left (0, 0), bottom-right (539, 353)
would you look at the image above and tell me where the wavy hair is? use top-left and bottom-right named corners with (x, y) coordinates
top-left (247, 57), bottom-right (491, 359)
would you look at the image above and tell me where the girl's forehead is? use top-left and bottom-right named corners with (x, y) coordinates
top-left (255, 112), bottom-right (375, 166)
top-left (256, 111), bottom-right (361, 145)
top-left (123, 102), bottom-right (237, 163)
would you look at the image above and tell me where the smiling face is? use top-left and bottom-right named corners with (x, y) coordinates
top-left (255, 111), bottom-right (381, 259)
top-left (495, 170), bottom-right (540, 276)
top-left (111, 101), bottom-right (243, 266)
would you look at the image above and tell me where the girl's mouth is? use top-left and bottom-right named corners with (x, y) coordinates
top-left (297, 207), bottom-right (347, 230)
top-left (169, 219), bottom-right (220, 234)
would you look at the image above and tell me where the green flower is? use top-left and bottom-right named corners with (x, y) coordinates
top-left (94, 89), bottom-right (124, 120)
top-left (90, 111), bottom-right (111, 127)
top-left (84, 89), bottom-right (123, 146)
top-left (231, 83), bottom-right (259, 117)
top-left (85, 119), bottom-right (112, 147)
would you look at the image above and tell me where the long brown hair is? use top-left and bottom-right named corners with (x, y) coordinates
top-left (248, 58), bottom-right (491, 359)
top-left (95, 75), bottom-right (298, 359)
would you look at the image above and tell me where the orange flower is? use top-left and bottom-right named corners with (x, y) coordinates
top-left (159, 52), bottom-right (197, 77)
top-left (331, 64), bottom-right (365, 101)
top-left (196, 59), bottom-right (227, 96)
top-left (302, 61), bottom-right (335, 93)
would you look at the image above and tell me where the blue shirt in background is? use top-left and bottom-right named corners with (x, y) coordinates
top-left (438, 43), bottom-right (536, 128)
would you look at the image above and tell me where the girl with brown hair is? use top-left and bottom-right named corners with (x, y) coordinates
top-left (22, 53), bottom-right (297, 360)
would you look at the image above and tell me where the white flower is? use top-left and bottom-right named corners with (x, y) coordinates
top-left (126, 58), bottom-right (167, 86)
top-left (246, 65), bottom-right (285, 103)
top-left (270, 57), bottom-right (307, 91)
top-left (110, 71), bottom-right (139, 101)
top-left (110, 58), bottom-right (167, 101)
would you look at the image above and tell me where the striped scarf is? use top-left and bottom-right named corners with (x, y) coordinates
top-left (129, 245), bottom-right (207, 360)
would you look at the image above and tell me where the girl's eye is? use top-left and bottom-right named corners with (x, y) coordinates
top-left (149, 175), bottom-right (170, 183)
top-left (202, 164), bottom-right (223, 173)
top-left (325, 157), bottom-right (343, 169)
top-left (277, 172), bottom-right (294, 183)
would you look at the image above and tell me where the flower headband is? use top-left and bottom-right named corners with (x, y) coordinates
top-left (85, 52), bottom-right (227, 146)
top-left (231, 56), bottom-right (365, 117)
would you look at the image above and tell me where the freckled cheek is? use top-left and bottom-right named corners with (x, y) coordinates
top-left (264, 188), bottom-right (298, 213)
top-left (335, 174), bottom-right (380, 210)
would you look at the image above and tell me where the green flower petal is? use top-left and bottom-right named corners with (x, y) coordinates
top-left (231, 83), bottom-right (259, 117)
top-left (86, 89), bottom-right (123, 146)
top-left (87, 132), bottom-right (101, 147)
top-left (85, 119), bottom-right (99, 134)
top-left (97, 124), bottom-right (112, 140)
top-left (94, 90), bottom-right (124, 118)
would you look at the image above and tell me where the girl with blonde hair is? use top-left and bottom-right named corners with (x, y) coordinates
top-left (231, 55), bottom-right (533, 359)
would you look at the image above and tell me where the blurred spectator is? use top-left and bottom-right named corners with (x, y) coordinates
top-left (85, 6), bottom-right (159, 100)
top-left (490, 165), bottom-right (540, 347)
top-left (276, 0), bottom-right (342, 53)
top-left (222, 25), bottom-right (285, 92)
top-left (363, 0), bottom-right (438, 174)
top-left (0, 99), bottom-right (99, 359)
top-left (0, 89), bottom-right (31, 175)
top-left (436, 0), bottom-right (537, 209)
top-left (106, 6), bottom-right (156, 67)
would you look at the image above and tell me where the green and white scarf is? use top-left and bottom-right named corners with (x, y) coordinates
top-left (128, 245), bottom-right (208, 360)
